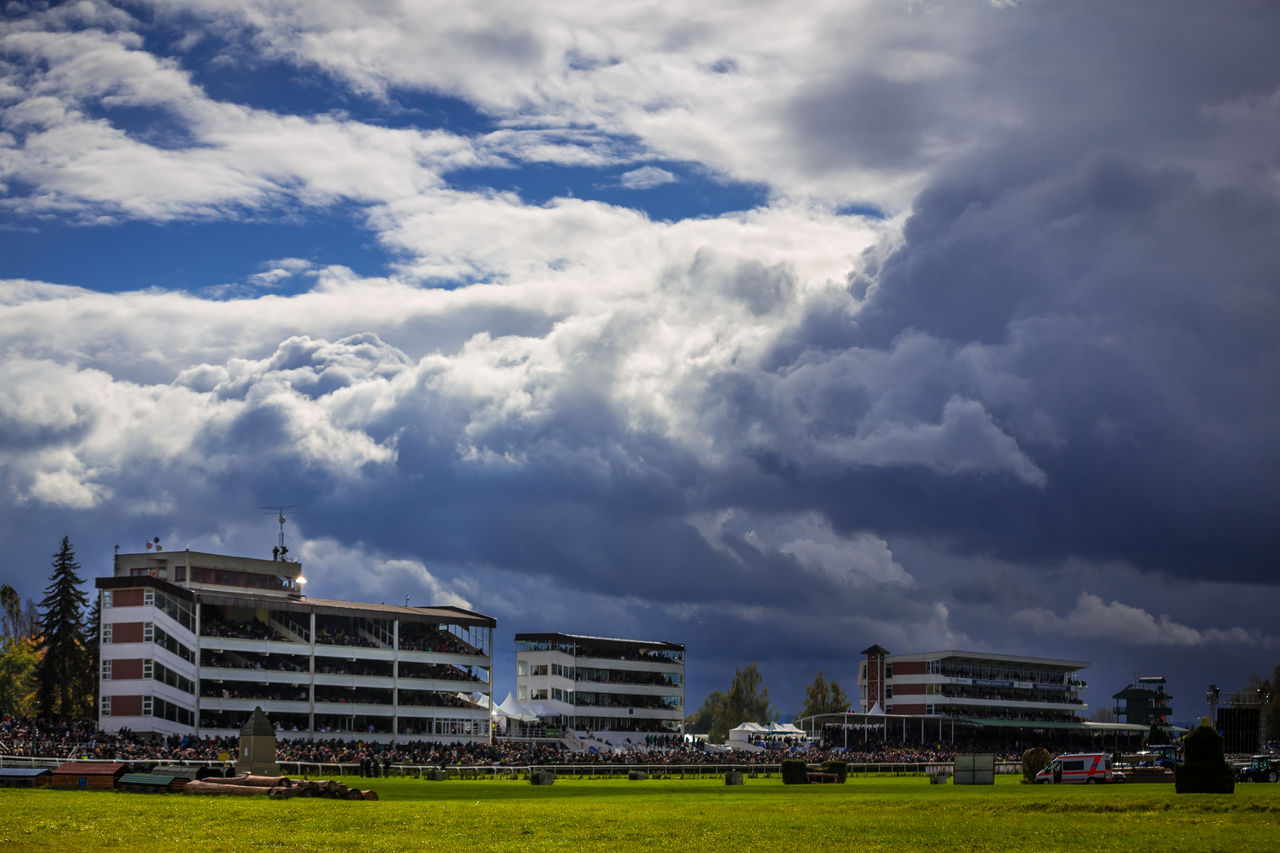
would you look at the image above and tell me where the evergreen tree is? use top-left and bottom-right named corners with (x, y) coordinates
top-left (798, 670), bottom-right (850, 719)
top-left (34, 537), bottom-right (92, 718)
top-left (86, 594), bottom-right (101, 712)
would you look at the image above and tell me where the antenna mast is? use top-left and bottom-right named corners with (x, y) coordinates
top-left (261, 505), bottom-right (301, 560)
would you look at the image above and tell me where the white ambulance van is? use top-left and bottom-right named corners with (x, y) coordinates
top-left (1035, 753), bottom-right (1115, 784)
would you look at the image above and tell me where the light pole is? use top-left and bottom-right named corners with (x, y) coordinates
top-left (1257, 687), bottom-right (1272, 752)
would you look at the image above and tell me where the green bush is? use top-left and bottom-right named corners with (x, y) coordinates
top-left (820, 761), bottom-right (848, 783)
top-left (781, 759), bottom-right (809, 785)
top-left (1021, 747), bottom-right (1051, 783)
top-left (1174, 722), bottom-right (1234, 794)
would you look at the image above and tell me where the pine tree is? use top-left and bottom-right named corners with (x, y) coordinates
top-left (34, 537), bottom-right (92, 718)
top-left (86, 595), bottom-right (101, 712)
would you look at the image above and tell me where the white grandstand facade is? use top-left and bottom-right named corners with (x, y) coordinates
top-left (96, 549), bottom-right (495, 743)
top-left (514, 633), bottom-right (685, 737)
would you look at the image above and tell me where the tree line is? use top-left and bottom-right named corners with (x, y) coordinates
top-left (1, 536), bottom-right (97, 718)
top-left (684, 663), bottom-right (849, 742)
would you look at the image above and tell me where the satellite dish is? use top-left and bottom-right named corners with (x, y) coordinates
top-left (145, 542), bottom-right (152, 550)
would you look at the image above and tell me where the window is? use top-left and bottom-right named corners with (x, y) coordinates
top-left (884, 663), bottom-right (893, 678)
top-left (143, 589), bottom-right (155, 607)
top-left (516, 661), bottom-right (528, 677)
top-left (531, 664), bottom-right (548, 676)
top-left (101, 660), bottom-right (112, 680)
top-left (142, 696), bottom-right (153, 716)
top-left (100, 696), bottom-right (111, 716)
top-left (143, 659), bottom-right (154, 680)
top-left (175, 566), bottom-right (186, 582)
top-left (142, 622), bottom-right (155, 642)
top-left (531, 689), bottom-right (548, 700)
top-left (102, 623), bottom-right (113, 644)
top-left (102, 590), bottom-right (113, 608)
top-left (517, 686), bottom-right (528, 701)
top-left (885, 685), bottom-right (893, 698)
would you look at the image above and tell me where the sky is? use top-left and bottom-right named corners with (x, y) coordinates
top-left (2, 0), bottom-right (1279, 726)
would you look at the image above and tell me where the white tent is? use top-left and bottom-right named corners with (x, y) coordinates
top-left (493, 692), bottom-right (538, 723)
top-left (768, 721), bottom-right (805, 736)
top-left (728, 722), bottom-right (769, 743)
top-left (867, 702), bottom-right (886, 716)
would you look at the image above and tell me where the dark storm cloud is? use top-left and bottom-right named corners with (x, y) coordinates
top-left (5, 1), bottom-right (1280, 717)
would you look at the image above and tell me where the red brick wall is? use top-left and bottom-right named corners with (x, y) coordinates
top-left (893, 683), bottom-right (925, 695)
top-left (891, 703), bottom-right (927, 715)
top-left (111, 622), bottom-right (144, 643)
top-left (893, 661), bottom-right (926, 675)
top-left (113, 589), bottom-right (145, 607)
top-left (112, 659), bottom-right (143, 680)
top-left (866, 652), bottom-right (884, 709)
top-left (112, 695), bottom-right (142, 716)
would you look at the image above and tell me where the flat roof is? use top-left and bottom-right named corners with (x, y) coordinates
top-left (53, 761), bottom-right (126, 775)
top-left (97, 574), bottom-right (195, 600)
top-left (203, 593), bottom-right (496, 627)
top-left (94, 573), bottom-right (495, 627)
top-left (115, 549), bottom-right (300, 574)
top-left (888, 649), bottom-right (1089, 670)
top-left (515, 632), bottom-right (684, 651)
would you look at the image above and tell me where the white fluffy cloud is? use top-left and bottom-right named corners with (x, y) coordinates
top-left (2, 0), bottom-right (1278, 712)
top-left (1013, 593), bottom-right (1267, 648)
top-left (620, 166), bottom-right (677, 190)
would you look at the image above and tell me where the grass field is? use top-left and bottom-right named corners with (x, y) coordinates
top-left (2, 774), bottom-right (1278, 851)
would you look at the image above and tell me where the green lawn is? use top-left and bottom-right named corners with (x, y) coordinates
top-left (2, 775), bottom-right (1278, 851)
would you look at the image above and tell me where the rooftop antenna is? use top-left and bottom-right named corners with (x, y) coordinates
top-left (261, 505), bottom-right (300, 561)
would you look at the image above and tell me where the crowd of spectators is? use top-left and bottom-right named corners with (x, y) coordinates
top-left (397, 628), bottom-right (481, 656)
top-left (2, 714), bottom-right (1026, 768)
top-left (202, 682), bottom-right (310, 702)
top-left (314, 624), bottom-right (381, 649)
top-left (201, 650), bottom-right (309, 673)
top-left (200, 614), bottom-right (286, 642)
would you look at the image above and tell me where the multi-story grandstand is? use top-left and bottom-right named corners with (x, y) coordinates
top-left (513, 633), bottom-right (685, 738)
top-left (96, 549), bottom-right (495, 743)
top-left (858, 644), bottom-right (1089, 723)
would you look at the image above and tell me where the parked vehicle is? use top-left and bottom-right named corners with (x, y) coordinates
top-left (1237, 755), bottom-right (1279, 783)
top-left (1035, 753), bottom-right (1115, 784)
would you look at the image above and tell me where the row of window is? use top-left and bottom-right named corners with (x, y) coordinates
top-left (100, 659), bottom-right (194, 693)
top-left (517, 660), bottom-right (683, 687)
top-left (190, 567), bottom-right (290, 591)
top-left (99, 695), bottom-right (194, 726)
top-left (102, 622), bottom-right (196, 663)
top-left (103, 588), bottom-right (196, 631)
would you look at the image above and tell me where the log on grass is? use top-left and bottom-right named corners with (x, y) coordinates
top-left (230, 775), bottom-right (291, 788)
top-left (182, 780), bottom-right (273, 796)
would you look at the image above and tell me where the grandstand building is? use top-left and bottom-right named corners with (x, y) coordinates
top-left (96, 549), bottom-right (495, 743)
top-left (514, 633), bottom-right (685, 737)
top-left (1112, 676), bottom-right (1173, 727)
top-left (857, 644), bottom-right (1089, 724)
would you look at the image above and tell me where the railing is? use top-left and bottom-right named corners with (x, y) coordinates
top-left (1, 752), bottom-right (1021, 779)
